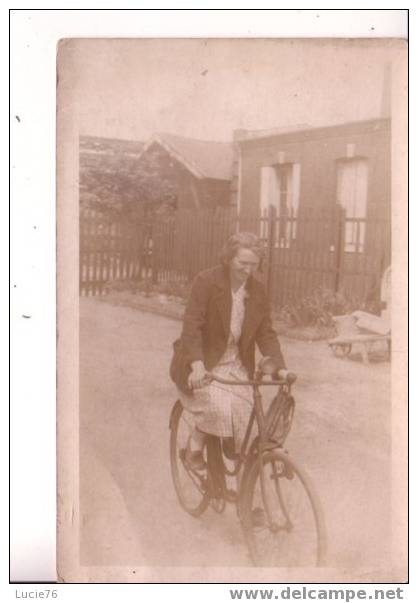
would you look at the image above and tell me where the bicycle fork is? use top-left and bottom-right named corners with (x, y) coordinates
top-left (253, 386), bottom-right (291, 533)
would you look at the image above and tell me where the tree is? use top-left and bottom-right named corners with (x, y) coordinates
top-left (79, 138), bottom-right (178, 219)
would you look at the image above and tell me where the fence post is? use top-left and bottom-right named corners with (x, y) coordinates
top-left (334, 205), bottom-right (345, 293)
top-left (266, 204), bottom-right (277, 300)
top-left (151, 219), bottom-right (159, 285)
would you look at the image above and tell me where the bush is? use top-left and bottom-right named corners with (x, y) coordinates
top-left (152, 281), bottom-right (191, 300)
top-left (104, 278), bottom-right (191, 301)
top-left (277, 288), bottom-right (380, 329)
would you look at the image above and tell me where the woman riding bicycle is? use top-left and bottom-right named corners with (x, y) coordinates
top-left (170, 232), bottom-right (286, 470)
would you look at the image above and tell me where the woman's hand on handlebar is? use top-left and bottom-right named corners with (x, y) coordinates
top-left (274, 369), bottom-right (297, 384)
top-left (188, 360), bottom-right (208, 390)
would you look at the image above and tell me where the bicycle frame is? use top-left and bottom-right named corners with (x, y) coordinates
top-left (206, 372), bottom-right (296, 524)
top-left (170, 368), bottom-right (326, 567)
top-left (208, 373), bottom-right (294, 460)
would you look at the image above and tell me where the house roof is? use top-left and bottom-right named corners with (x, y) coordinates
top-left (139, 133), bottom-right (234, 181)
top-left (235, 118), bottom-right (390, 144)
top-left (234, 124), bottom-right (310, 141)
top-left (80, 135), bottom-right (144, 157)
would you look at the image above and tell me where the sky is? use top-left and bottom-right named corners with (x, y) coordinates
top-left (58, 38), bottom-right (400, 142)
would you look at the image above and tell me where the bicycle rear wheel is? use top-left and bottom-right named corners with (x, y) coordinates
top-left (169, 400), bottom-right (211, 517)
top-left (241, 450), bottom-right (326, 567)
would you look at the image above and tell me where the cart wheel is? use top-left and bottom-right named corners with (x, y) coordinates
top-left (331, 343), bottom-right (352, 358)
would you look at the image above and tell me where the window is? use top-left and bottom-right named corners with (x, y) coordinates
top-left (337, 159), bottom-right (368, 253)
top-left (260, 163), bottom-right (300, 248)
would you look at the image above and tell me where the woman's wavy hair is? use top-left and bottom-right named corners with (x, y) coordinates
top-left (219, 232), bottom-right (265, 272)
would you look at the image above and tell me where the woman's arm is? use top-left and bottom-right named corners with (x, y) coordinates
top-left (255, 297), bottom-right (286, 369)
top-left (180, 272), bottom-right (210, 364)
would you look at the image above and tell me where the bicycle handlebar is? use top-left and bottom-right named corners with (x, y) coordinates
top-left (205, 369), bottom-right (297, 387)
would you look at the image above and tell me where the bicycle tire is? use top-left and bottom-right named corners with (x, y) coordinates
top-left (169, 400), bottom-right (211, 517)
top-left (241, 450), bottom-right (326, 567)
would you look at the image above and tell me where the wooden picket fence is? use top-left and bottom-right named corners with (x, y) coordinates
top-left (79, 207), bottom-right (235, 296)
top-left (79, 208), bottom-right (152, 296)
top-left (79, 206), bottom-right (390, 308)
top-left (152, 208), bottom-right (236, 286)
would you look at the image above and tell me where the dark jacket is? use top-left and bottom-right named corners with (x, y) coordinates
top-left (170, 265), bottom-right (286, 393)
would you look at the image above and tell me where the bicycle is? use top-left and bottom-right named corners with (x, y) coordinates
top-left (169, 357), bottom-right (327, 567)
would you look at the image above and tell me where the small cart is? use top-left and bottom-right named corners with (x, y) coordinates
top-left (328, 333), bottom-right (391, 364)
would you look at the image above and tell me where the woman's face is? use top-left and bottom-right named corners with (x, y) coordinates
top-left (229, 247), bottom-right (260, 285)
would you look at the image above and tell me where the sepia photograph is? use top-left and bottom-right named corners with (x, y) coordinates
top-left (55, 36), bottom-right (408, 583)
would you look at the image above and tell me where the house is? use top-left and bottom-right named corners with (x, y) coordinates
top-left (137, 133), bottom-right (234, 210)
top-left (233, 118), bottom-right (391, 303)
top-left (79, 121), bottom-right (392, 306)
top-left (235, 118), bottom-right (390, 228)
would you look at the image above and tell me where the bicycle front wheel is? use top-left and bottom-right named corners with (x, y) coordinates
top-left (241, 450), bottom-right (326, 567)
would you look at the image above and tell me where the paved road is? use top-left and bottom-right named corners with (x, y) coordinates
top-left (79, 297), bottom-right (392, 577)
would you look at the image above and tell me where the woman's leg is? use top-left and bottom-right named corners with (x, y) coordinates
top-left (189, 427), bottom-right (206, 452)
top-left (185, 427), bottom-right (207, 470)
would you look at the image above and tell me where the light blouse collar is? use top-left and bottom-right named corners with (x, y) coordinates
top-left (231, 281), bottom-right (248, 298)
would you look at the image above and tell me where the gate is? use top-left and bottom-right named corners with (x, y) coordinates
top-left (261, 205), bottom-right (390, 307)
